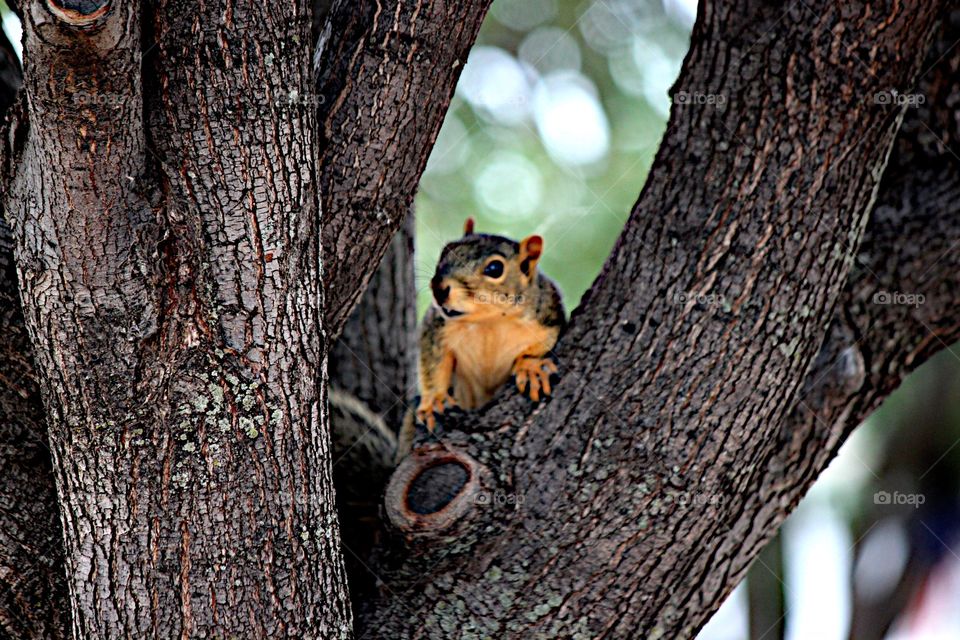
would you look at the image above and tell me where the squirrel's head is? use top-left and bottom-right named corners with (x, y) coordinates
top-left (430, 218), bottom-right (543, 321)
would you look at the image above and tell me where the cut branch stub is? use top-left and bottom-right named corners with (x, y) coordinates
top-left (46, 0), bottom-right (111, 26)
top-left (385, 446), bottom-right (490, 537)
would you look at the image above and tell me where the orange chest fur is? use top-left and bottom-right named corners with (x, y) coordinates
top-left (443, 315), bottom-right (555, 408)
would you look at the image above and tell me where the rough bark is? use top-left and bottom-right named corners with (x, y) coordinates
top-left (314, 0), bottom-right (492, 336)
top-left (2, 0), bottom-right (351, 636)
top-left (0, 17), bottom-right (70, 640)
top-left (364, 1), bottom-right (952, 637)
top-left (0, 223), bottom-right (69, 639)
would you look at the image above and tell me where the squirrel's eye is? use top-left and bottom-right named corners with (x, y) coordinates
top-left (483, 260), bottom-right (504, 278)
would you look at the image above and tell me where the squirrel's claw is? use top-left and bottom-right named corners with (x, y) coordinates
top-left (415, 392), bottom-right (456, 431)
top-left (514, 357), bottom-right (558, 402)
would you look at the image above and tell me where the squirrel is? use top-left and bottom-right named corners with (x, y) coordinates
top-left (398, 218), bottom-right (566, 456)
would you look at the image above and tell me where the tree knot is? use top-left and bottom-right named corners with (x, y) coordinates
top-left (46, 0), bottom-right (111, 27)
top-left (385, 446), bottom-right (490, 537)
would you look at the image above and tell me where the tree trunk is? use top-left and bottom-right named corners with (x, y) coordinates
top-left (2, 0), bottom-right (352, 636)
top-left (315, 0), bottom-right (492, 336)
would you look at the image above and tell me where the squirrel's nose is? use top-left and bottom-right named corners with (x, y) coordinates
top-left (431, 276), bottom-right (450, 305)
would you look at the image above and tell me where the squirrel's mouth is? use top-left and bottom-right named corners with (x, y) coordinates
top-left (440, 306), bottom-right (465, 318)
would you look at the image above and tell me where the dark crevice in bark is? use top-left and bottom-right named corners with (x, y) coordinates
top-left (329, 213), bottom-right (416, 609)
top-left (330, 213), bottom-right (417, 431)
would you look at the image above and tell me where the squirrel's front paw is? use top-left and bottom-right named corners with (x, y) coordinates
top-left (415, 392), bottom-right (456, 431)
top-left (513, 356), bottom-right (558, 402)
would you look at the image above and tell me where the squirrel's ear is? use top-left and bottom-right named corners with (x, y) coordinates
top-left (463, 217), bottom-right (475, 236)
top-left (519, 235), bottom-right (543, 276)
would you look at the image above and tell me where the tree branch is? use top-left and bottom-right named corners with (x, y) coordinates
top-left (1, 1), bottom-right (157, 636)
top-left (365, 1), bottom-right (950, 636)
top-left (741, 11), bottom-right (960, 619)
top-left (314, 0), bottom-right (493, 337)
top-left (10, 0), bottom-right (155, 404)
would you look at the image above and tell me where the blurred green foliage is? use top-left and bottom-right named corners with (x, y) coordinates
top-left (415, 0), bottom-right (693, 315)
